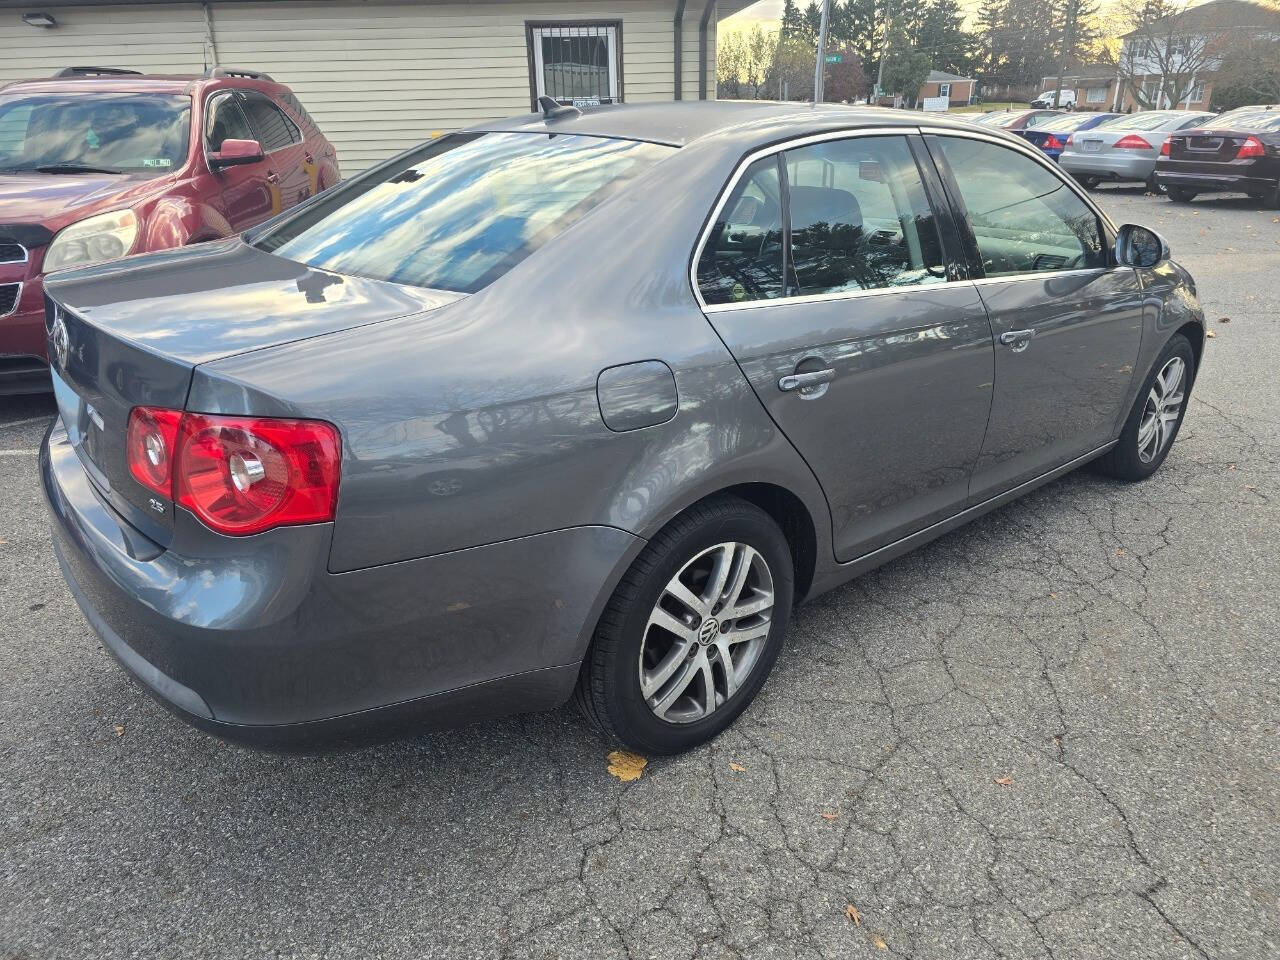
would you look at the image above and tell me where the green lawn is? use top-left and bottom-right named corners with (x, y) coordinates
top-left (949, 101), bottom-right (1031, 114)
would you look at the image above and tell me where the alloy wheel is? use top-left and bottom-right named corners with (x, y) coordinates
top-left (638, 542), bottom-right (775, 724)
top-left (1137, 356), bottom-right (1186, 463)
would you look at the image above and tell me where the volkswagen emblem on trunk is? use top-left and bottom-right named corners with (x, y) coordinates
top-left (51, 311), bottom-right (70, 369)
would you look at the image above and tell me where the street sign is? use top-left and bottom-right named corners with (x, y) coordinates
top-left (824, 54), bottom-right (841, 63)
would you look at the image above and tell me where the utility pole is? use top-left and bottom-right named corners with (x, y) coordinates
top-left (1054, 0), bottom-right (1077, 108)
top-left (813, 0), bottom-right (831, 105)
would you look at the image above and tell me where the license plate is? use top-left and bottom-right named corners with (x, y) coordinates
top-left (1082, 140), bottom-right (1101, 152)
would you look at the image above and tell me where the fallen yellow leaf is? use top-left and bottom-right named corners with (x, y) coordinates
top-left (729, 762), bottom-right (747, 773)
top-left (112, 724), bottom-right (125, 738)
top-left (845, 903), bottom-right (862, 926)
top-left (821, 810), bottom-right (841, 820)
top-left (607, 750), bottom-right (647, 782)
top-left (872, 933), bottom-right (888, 950)
top-left (1206, 330), bottom-right (1217, 339)
top-left (994, 775), bottom-right (1013, 787)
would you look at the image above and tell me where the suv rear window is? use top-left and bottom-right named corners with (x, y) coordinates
top-left (0, 92), bottom-right (190, 174)
top-left (256, 131), bottom-right (673, 293)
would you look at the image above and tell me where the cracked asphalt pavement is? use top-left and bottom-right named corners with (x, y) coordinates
top-left (2, 189), bottom-right (1278, 960)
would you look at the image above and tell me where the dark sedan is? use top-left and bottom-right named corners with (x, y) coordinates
top-left (1155, 105), bottom-right (1280, 207)
top-left (41, 102), bottom-right (1205, 754)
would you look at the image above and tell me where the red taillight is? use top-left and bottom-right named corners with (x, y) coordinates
top-left (127, 406), bottom-right (182, 497)
top-left (1237, 136), bottom-right (1265, 159)
top-left (1064, 134), bottom-right (1075, 148)
top-left (1160, 137), bottom-right (1171, 156)
top-left (1113, 135), bottom-right (1153, 150)
top-left (1044, 135), bottom-right (1065, 151)
top-left (126, 407), bottom-right (341, 536)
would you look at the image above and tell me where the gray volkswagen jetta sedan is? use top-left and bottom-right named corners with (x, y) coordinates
top-left (41, 102), bottom-right (1204, 753)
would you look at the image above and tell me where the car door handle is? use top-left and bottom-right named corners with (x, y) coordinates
top-left (265, 170), bottom-right (279, 184)
top-left (999, 329), bottom-right (1036, 352)
top-left (778, 369), bottom-right (836, 392)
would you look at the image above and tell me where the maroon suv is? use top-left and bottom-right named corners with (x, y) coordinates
top-left (0, 65), bottom-right (339, 393)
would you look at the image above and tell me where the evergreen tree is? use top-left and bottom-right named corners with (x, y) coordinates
top-left (781, 0), bottom-right (805, 39)
top-left (915, 0), bottom-right (972, 75)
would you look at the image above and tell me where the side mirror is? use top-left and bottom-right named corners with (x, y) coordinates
top-left (1115, 223), bottom-right (1170, 269)
top-left (209, 138), bottom-right (264, 169)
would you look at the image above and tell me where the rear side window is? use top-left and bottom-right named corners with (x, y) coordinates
top-left (240, 92), bottom-right (300, 151)
top-left (257, 131), bottom-right (673, 293)
top-left (784, 136), bottom-right (946, 296)
top-left (696, 156), bottom-right (785, 305)
top-left (935, 137), bottom-right (1107, 278)
top-left (279, 92), bottom-right (317, 133)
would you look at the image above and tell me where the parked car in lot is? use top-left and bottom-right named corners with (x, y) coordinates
top-left (41, 102), bottom-right (1205, 753)
top-left (1031, 89), bottom-right (1077, 109)
top-left (0, 65), bottom-right (339, 394)
top-left (1019, 111), bottom-right (1121, 161)
top-left (1060, 110), bottom-right (1215, 192)
top-left (1155, 105), bottom-right (1280, 207)
top-left (972, 108), bottom-right (1064, 131)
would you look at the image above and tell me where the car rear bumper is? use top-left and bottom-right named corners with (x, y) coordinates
top-left (1154, 169), bottom-right (1277, 194)
top-left (42, 417), bottom-right (641, 748)
top-left (1060, 153), bottom-right (1155, 180)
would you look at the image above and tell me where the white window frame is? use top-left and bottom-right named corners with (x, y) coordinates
top-left (1181, 79), bottom-right (1205, 104)
top-left (938, 82), bottom-right (951, 99)
top-left (1086, 86), bottom-right (1107, 103)
top-left (530, 23), bottom-right (621, 107)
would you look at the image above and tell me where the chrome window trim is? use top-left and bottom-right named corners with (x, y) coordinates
top-left (688, 123), bottom-right (1120, 313)
top-left (0, 242), bottom-right (28, 265)
top-left (0, 281), bottom-right (23, 319)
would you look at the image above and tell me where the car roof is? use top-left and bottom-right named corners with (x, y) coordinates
top-left (0, 74), bottom-right (283, 97)
top-left (472, 100), bottom-right (1025, 148)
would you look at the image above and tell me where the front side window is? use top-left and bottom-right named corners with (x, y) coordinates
top-left (785, 136), bottom-right (946, 296)
top-left (257, 132), bottom-right (672, 293)
top-left (0, 92), bottom-right (190, 175)
top-left (696, 156), bottom-right (784, 305)
top-left (204, 93), bottom-right (255, 152)
top-left (1087, 86), bottom-right (1107, 103)
top-left (935, 137), bottom-right (1107, 278)
top-left (240, 92), bottom-right (301, 151)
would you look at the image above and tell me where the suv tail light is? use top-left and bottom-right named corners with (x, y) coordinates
top-left (1160, 137), bottom-right (1171, 156)
top-left (1237, 136), bottom-right (1265, 159)
top-left (1113, 135), bottom-right (1153, 150)
top-left (126, 407), bottom-right (341, 535)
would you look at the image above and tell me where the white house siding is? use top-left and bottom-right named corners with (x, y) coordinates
top-left (0, 0), bottom-right (720, 173)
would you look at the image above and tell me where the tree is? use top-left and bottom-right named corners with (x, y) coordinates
top-left (744, 25), bottom-right (777, 98)
top-left (1210, 4), bottom-right (1280, 107)
top-left (880, 17), bottom-right (932, 105)
top-left (716, 29), bottom-right (746, 99)
top-left (824, 48), bottom-right (870, 101)
top-left (914, 0), bottom-right (972, 76)
top-left (781, 0), bottom-right (805, 39)
top-left (765, 32), bottom-right (818, 100)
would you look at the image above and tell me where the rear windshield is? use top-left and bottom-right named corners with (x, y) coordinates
top-left (1096, 112), bottom-right (1185, 131)
top-left (256, 131), bottom-right (674, 293)
top-left (1039, 112), bottom-right (1112, 133)
top-left (0, 92), bottom-right (190, 174)
top-left (1209, 110), bottom-right (1280, 132)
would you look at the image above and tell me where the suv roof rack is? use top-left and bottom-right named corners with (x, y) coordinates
top-left (54, 66), bottom-right (143, 78)
top-left (205, 66), bottom-right (274, 82)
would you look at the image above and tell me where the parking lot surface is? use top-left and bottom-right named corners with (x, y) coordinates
top-left (2, 190), bottom-right (1277, 960)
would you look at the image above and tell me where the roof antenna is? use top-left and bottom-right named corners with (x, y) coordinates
top-left (537, 95), bottom-right (580, 120)
top-left (812, 0), bottom-right (832, 106)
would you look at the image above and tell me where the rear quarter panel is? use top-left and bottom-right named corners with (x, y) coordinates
top-left (190, 135), bottom-right (834, 577)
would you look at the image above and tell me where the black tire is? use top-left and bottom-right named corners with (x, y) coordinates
top-left (575, 495), bottom-right (794, 755)
top-left (1078, 175), bottom-right (1100, 190)
top-left (1092, 334), bottom-right (1196, 481)
top-left (1167, 187), bottom-right (1197, 203)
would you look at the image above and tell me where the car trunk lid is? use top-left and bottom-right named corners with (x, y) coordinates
top-left (45, 238), bottom-right (461, 544)
top-left (1168, 128), bottom-right (1248, 162)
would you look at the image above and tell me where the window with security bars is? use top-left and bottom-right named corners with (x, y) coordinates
top-left (529, 23), bottom-right (621, 107)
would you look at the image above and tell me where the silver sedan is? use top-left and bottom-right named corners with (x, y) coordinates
top-left (1061, 110), bottom-right (1214, 191)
